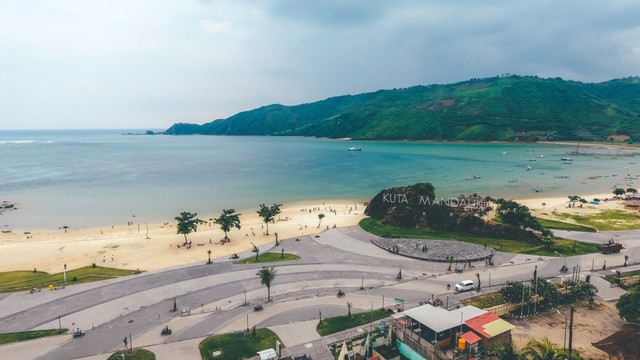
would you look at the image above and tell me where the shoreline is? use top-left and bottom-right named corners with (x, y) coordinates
top-left (1, 190), bottom-right (634, 274)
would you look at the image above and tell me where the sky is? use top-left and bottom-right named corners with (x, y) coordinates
top-left (2, 1), bottom-right (639, 130)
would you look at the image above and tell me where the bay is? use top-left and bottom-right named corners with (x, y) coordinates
top-left (1, 130), bottom-right (638, 231)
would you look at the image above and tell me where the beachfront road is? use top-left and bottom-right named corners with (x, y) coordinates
top-left (0, 227), bottom-right (637, 360)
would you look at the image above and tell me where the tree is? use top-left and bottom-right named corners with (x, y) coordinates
top-left (175, 211), bottom-right (204, 243)
top-left (256, 266), bottom-right (277, 302)
top-left (317, 213), bottom-right (325, 228)
top-left (347, 301), bottom-right (353, 318)
top-left (564, 280), bottom-right (598, 304)
top-left (613, 188), bottom-right (625, 198)
top-left (522, 337), bottom-right (559, 360)
top-left (206, 249), bottom-right (212, 264)
top-left (499, 281), bottom-right (531, 304)
top-left (616, 287), bottom-right (640, 324)
top-left (494, 340), bottom-right (522, 360)
top-left (214, 209), bottom-right (241, 242)
top-left (495, 198), bottom-right (540, 230)
top-left (626, 187), bottom-right (637, 195)
top-left (257, 203), bottom-right (282, 235)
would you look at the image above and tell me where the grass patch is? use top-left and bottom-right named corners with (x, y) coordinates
top-left (359, 218), bottom-right (598, 256)
top-left (107, 348), bottom-right (156, 360)
top-left (462, 292), bottom-right (506, 309)
top-left (316, 309), bottom-right (391, 336)
top-left (199, 328), bottom-right (281, 360)
top-left (536, 218), bottom-right (597, 232)
top-left (603, 269), bottom-right (640, 284)
top-left (553, 210), bottom-right (640, 231)
top-left (0, 329), bottom-right (67, 345)
top-left (0, 266), bottom-right (137, 293)
top-left (238, 253), bottom-right (300, 264)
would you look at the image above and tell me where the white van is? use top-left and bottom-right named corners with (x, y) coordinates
top-left (455, 280), bottom-right (475, 292)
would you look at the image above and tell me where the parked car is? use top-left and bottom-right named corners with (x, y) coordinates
top-left (455, 280), bottom-right (475, 292)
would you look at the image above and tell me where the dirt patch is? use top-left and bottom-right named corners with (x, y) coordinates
top-left (510, 301), bottom-right (623, 359)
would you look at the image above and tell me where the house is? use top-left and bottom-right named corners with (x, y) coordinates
top-left (394, 304), bottom-right (515, 359)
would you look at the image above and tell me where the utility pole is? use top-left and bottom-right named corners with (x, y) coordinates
top-left (568, 305), bottom-right (574, 358)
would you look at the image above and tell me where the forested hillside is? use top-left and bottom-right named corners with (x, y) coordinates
top-left (165, 75), bottom-right (640, 142)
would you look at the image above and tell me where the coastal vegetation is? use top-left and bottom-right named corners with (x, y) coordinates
top-left (0, 329), bottom-right (67, 345)
top-left (165, 75), bottom-right (640, 142)
top-left (238, 253), bottom-right (300, 264)
top-left (198, 328), bottom-right (281, 360)
top-left (535, 218), bottom-right (597, 232)
top-left (316, 308), bottom-right (391, 336)
top-left (0, 266), bottom-right (137, 293)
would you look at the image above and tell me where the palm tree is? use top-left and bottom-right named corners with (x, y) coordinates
top-left (494, 340), bottom-right (522, 360)
top-left (207, 249), bottom-right (212, 264)
top-left (175, 211), bottom-right (204, 244)
top-left (257, 204), bottom-right (282, 235)
top-left (522, 337), bottom-right (559, 360)
top-left (214, 209), bottom-right (241, 242)
top-left (347, 301), bottom-right (353, 318)
top-left (256, 266), bottom-right (277, 302)
top-left (317, 213), bottom-right (325, 228)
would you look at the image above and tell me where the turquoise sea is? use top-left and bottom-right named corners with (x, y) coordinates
top-left (1, 130), bottom-right (638, 231)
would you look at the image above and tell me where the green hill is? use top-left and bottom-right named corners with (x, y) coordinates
top-left (164, 75), bottom-right (640, 141)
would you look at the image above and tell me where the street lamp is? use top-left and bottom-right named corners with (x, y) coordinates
top-left (58, 245), bottom-right (67, 286)
top-left (556, 310), bottom-right (567, 349)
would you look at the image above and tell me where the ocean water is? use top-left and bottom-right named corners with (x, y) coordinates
top-left (1, 130), bottom-right (638, 231)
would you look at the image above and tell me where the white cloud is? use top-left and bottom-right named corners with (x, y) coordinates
top-left (0, 0), bottom-right (639, 130)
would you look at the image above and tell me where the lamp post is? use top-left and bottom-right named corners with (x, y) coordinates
top-left (556, 310), bottom-right (567, 349)
top-left (58, 246), bottom-right (67, 286)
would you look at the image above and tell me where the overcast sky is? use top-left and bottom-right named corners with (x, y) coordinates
top-left (2, 0), bottom-right (639, 130)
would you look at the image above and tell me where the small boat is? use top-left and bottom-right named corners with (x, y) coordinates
top-left (526, 166), bottom-right (532, 171)
top-left (348, 147), bottom-right (362, 152)
top-left (534, 186), bottom-right (541, 192)
top-left (539, 155), bottom-right (544, 158)
top-left (555, 175), bottom-right (570, 179)
top-left (561, 157), bottom-right (574, 161)
top-left (501, 152), bottom-right (507, 155)
top-left (507, 178), bottom-right (519, 183)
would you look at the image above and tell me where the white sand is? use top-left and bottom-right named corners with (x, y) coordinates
top-left (0, 200), bottom-right (366, 273)
top-left (1, 191), bottom-right (636, 274)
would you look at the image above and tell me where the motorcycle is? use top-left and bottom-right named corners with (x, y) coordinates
top-left (72, 329), bottom-right (85, 338)
top-left (337, 289), bottom-right (345, 297)
top-left (161, 326), bottom-right (172, 336)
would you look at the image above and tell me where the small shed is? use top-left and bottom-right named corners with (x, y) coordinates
top-left (464, 312), bottom-right (515, 349)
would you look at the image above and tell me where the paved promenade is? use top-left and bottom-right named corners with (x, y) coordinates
top-left (0, 226), bottom-right (637, 360)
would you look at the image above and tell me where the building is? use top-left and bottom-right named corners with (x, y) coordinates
top-left (394, 304), bottom-right (515, 360)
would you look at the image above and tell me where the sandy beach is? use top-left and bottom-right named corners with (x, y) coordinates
top-left (0, 189), bottom-right (636, 274)
top-left (0, 200), bottom-right (366, 273)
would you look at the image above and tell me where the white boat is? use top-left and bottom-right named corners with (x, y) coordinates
top-left (561, 157), bottom-right (574, 161)
top-left (348, 147), bottom-right (362, 152)
top-left (526, 166), bottom-right (532, 171)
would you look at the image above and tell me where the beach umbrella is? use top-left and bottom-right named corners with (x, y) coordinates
top-left (337, 341), bottom-right (348, 360)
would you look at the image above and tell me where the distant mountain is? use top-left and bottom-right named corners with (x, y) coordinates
top-left (165, 75), bottom-right (640, 142)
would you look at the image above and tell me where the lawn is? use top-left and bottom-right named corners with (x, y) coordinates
top-left (603, 269), bottom-right (640, 284)
top-left (536, 218), bottom-right (597, 232)
top-left (238, 253), bottom-right (300, 264)
top-left (359, 218), bottom-right (598, 256)
top-left (199, 328), bottom-right (281, 360)
top-left (316, 309), bottom-right (392, 336)
top-left (107, 348), bottom-right (156, 360)
top-left (0, 266), bottom-right (137, 293)
top-left (0, 329), bottom-right (67, 345)
top-left (552, 210), bottom-right (640, 231)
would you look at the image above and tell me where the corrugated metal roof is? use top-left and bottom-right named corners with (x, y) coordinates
top-left (465, 312), bottom-right (515, 338)
top-left (461, 331), bottom-right (482, 344)
top-left (403, 304), bottom-right (486, 333)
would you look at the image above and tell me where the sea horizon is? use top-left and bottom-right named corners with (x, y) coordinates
top-left (2, 129), bottom-right (639, 231)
